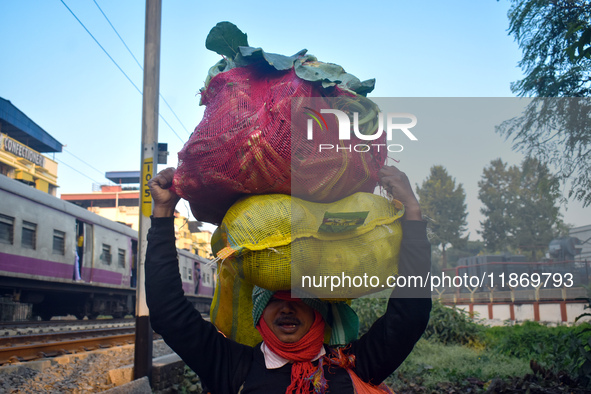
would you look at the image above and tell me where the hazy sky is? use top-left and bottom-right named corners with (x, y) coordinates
top-left (1, 0), bottom-right (588, 236)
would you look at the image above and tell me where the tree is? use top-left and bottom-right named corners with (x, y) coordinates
top-left (478, 159), bottom-right (521, 252)
top-left (478, 157), bottom-right (564, 260)
top-left (416, 166), bottom-right (468, 270)
top-left (498, 0), bottom-right (591, 206)
top-left (507, 0), bottom-right (591, 97)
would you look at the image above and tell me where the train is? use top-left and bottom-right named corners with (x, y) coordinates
top-left (0, 174), bottom-right (215, 321)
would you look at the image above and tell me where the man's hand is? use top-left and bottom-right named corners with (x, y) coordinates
top-left (148, 167), bottom-right (180, 218)
top-left (378, 166), bottom-right (422, 221)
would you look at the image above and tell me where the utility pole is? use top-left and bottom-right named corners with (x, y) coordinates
top-left (135, 0), bottom-right (161, 381)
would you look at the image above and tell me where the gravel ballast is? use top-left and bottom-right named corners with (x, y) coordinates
top-left (0, 340), bottom-right (173, 393)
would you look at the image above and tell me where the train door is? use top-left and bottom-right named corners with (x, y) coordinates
top-left (131, 239), bottom-right (138, 288)
top-left (74, 220), bottom-right (84, 280)
top-left (80, 222), bottom-right (93, 282)
top-left (194, 261), bottom-right (201, 294)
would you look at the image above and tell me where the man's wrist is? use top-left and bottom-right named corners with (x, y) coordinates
top-left (403, 204), bottom-right (422, 221)
top-left (153, 205), bottom-right (176, 218)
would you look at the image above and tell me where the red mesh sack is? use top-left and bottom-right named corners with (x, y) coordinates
top-left (173, 24), bottom-right (386, 224)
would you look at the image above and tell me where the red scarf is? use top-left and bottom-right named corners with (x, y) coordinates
top-left (257, 292), bottom-right (394, 394)
top-left (256, 294), bottom-right (325, 394)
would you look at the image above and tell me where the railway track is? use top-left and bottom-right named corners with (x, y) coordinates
top-left (0, 317), bottom-right (133, 327)
top-left (0, 318), bottom-right (134, 335)
top-left (0, 323), bottom-right (159, 365)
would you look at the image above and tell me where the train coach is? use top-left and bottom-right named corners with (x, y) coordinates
top-left (0, 174), bottom-right (215, 321)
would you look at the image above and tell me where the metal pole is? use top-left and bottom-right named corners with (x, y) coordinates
top-left (134, 0), bottom-right (161, 380)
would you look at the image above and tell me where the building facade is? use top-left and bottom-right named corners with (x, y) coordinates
top-left (0, 98), bottom-right (62, 195)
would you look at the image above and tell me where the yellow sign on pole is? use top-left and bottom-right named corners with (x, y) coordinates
top-left (141, 158), bottom-right (153, 217)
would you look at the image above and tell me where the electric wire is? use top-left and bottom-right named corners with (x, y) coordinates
top-left (63, 147), bottom-right (106, 178)
top-left (91, 0), bottom-right (143, 69)
top-left (54, 157), bottom-right (104, 185)
top-left (160, 94), bottom-right (192, 136)
top-left (92, 0), bottom-right (191, 136)
top-left (59, 0), bottom-right (142, 95)
top-left (59, 0), bottom-right (185, 143)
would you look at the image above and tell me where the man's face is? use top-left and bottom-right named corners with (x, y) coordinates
top-left (262, 297), bottom-right (316, 343)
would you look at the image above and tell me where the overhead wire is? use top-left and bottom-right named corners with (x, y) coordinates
top-left (63, 147), bottom-right (108, 178)
top-left (54, 157), bottom-right (104, 185)
top-left (59, 0), bottom-right (186, 143)
top-left (91, 0), bottom-right (143, 70)
top-left (92, 0), bottom-right (191, 136)
top-left (59, 0), bottom-right (142, 95)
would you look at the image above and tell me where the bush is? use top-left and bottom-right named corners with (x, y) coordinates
top-left (422, 298), bottom-right (484, 346)
top-left (352, 297), bottom-right (484, 346)
top-left (485, 321), bottom-right (591, 388)
top-left (353, 297), bottom-right (591, 391)
top-left (351, 296), bottom-right (387, 336)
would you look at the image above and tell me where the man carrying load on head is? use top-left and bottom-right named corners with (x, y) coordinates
top-left (146, 165), bottom-right (431, 393)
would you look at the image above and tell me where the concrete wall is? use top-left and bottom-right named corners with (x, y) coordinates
top-left (450, 300), bottom-right (590, 326)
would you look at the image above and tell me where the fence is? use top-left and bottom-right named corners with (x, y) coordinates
top-left (437, 259), bottom-right (591, 304)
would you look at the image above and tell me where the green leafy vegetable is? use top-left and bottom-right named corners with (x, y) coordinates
top-left (236, 47), bottom-right (307, 71)
top-left (294, 59), bottom-right (375, 96)
top-left (202, 21), bottom-right (376, 96)
top-left (205, 21), bottom-right (249, 58)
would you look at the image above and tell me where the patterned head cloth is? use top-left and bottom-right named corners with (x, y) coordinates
top-left (251, 286), bottom-right (359, 345)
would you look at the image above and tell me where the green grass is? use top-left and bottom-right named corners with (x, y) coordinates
top-left (354, 298), bottom-right (591, 390)
top-left (386, 338), bottom-right (530, 391)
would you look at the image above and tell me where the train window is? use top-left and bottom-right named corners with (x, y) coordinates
top-left (118, 249), bottom-right (126, 268)
top-left (52, 230), bottom-right (65, 255)
top-left (188, 268), bottom-right (192, 281)
top-left (21, 221), bottom-right (37, 249)
top-left (182, 266), bottom-right (187, 279)
top-left (0, 214), bottom-right (14, 244)
top-left (101, 244), bottom-right (112, 265)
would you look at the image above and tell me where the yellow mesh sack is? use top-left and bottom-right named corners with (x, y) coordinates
top-left (209, 259), bottom-right (262, 347)
top-left (210, 228), bottom-right (349, 346)
top-left (215, 192), bottom-right (404, 299)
